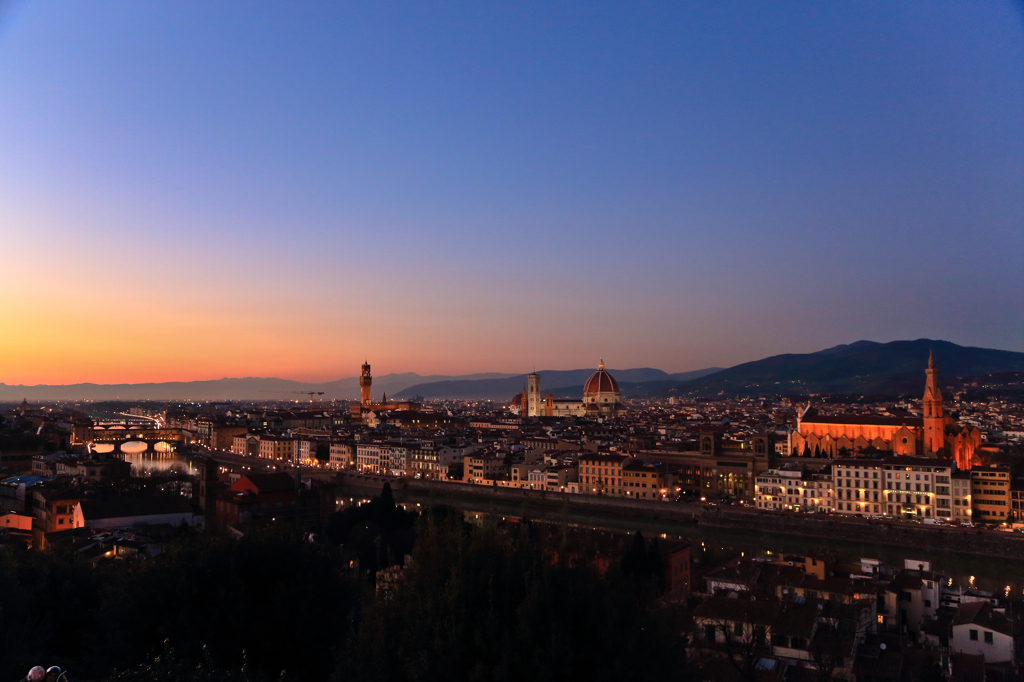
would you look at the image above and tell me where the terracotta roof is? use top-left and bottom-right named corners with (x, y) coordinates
top-left (704, 558), bottom-right (762, 589)
top-left (950, 653), bottom-right (985, 682)
top-left (584, 360), bottom-right (621, 396)
top-left (579, 454), bottom-right (629, 465)
top-left (801, 410), bottom-right (923, 427)
top-left (80, 496), bottom-right (195, 521)
top-left (622, 460), bottom-right (659, 472)
top-left (240, 473), bottom-right (296, 493)
top-left (853, 636), bottom-right (903, 681)
top-left (693, 595), bottom-right (783, 627)
top-left (952, 601), bottom-right (1023, 638)
top-left (772, 601), bottom-right (818, 638)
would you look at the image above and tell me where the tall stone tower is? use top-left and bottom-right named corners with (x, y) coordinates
top-left (922, 351), bottom-right (945, 455)
top-left (527, 373), bottom-right (541, 417)
top-left (360, 361), bottom-right (372, 405)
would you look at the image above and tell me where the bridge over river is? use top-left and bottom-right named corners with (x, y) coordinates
top-left (89, 424), bottom-right (184, 454)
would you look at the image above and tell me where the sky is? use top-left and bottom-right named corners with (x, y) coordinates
top-left (0, 1), bottom-right (1022, 384)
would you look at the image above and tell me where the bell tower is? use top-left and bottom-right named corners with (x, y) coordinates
top-left (527, 373), bottom-right (541, 417)
top-left (922, 351), bottom-right (945, 455)
top-left (360, 360), bottom-right (372, 405)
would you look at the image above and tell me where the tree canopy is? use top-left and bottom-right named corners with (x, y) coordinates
top-left (1, 493), bottom-right (692, 682)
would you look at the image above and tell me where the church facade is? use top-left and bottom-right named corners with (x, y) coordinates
top-left (789, 354), bottom-right (981, 469)
top-left (511, 358), bottom-right (626, 419)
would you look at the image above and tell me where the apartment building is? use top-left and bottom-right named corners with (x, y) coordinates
top-left (29, 484), bottom-right (86, 533)
top-left (329, 440), bottom-right (354, 469)
top-left (832, 458), bottom-right (885, 516)
top-left (881, 564), bottom-right (944, 635)
top-left (752, 465), bottom-right (833, 513)
top-left (544, 465), bottom-right (578, 492)
top-left (578, 454), bottom-right (629, 496)
top-left (882, 458), bottom-right (954, 520)
top-left (381, 442), bottom-right (409, 477)
top-left (356, 442), bottom-right (382, 473)
top-left (806, 466), bottom-right (835, 512)
top-left (1011, 480), bottom-right (1024, 524)
top-left (970, 465), bottom-right (1010, 524)
top-left (231, 434), bottom-right (260, 457)
top-left (952, 470), bottom-right (972, 524)
top-left (755, 466), bottom-right (804, 511)
top-left (509, 462), bottom-right (545, 489)
top-left (258, 435), bottom-right (295, 461)
top-left (463, 453), bottom-right (509, 484)
top-left (622, 460), bottom-right (665, 500)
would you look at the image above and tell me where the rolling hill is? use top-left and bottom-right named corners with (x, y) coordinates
top-left (391, 367), bottom-right (723, 401)
top-left (660, 339), bottom-right (1024, 398)
top-left (0, 372), bottom-right (517, 402)
top-left (3, 339), bottom-right (1019, 402)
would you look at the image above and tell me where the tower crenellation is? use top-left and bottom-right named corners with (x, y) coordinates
top-left (360, 360), bottom-right (372, 405)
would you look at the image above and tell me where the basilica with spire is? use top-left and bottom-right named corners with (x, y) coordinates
top-left (789, 353), bottom-right (981, 469)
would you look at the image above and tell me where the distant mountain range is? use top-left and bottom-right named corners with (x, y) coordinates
top-left (391, 367), bottom-right (723, 401)
top-left (0, 372), bottom-right (517, 402)
top-left (632, 339), bottom-right (1024, 399)
top-left (2, 339), bottom-right (1021, 402)
top-left (401, 339), bottom-right (1024, 400)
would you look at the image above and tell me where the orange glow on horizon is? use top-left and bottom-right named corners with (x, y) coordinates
top-left (1, 298), bottom-right (659, 385)
top-left (0, 246), bottom-right (740, 385)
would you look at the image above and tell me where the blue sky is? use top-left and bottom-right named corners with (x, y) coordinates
top-left (0, 1), bottom-right (1021, 382)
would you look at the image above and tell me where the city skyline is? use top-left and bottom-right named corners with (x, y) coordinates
top-left (1, 1), bottom-right (1021, 384)
top-left (3, 4), bottom-right (1024, 682)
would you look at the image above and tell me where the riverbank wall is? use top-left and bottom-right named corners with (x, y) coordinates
top-left (338, 473), bottom-right (1024, 560)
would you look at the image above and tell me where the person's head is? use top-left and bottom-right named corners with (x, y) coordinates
top-left (26, 666), bottom-right (46, 682)
top-left (45, 667), bottom-right (62, 682)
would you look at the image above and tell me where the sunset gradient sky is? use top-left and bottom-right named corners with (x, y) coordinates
top-left (1, 1), bottom-right (1022, 384)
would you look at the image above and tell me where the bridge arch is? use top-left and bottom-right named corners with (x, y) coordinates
top-left (120, 441), bottom-right (149, 454)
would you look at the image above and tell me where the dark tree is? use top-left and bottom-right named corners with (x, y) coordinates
top-left (324, 483), bottom-right (416, 574)
top-left (622, 531), bottom-right (650, 576)
top-left (380, 481), bottom-right (396, 509)
top-left (334, 515), bottom-right (691, 682)
top-left (315, 443), bottom-right (330, 464)
top-left (86, 527), bottom-right (358, 681)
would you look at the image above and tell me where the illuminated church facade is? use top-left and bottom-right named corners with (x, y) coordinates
top-left (511, 358), bottom-right (625, 419)
top-left (789, 353), bottom-right (981, 469)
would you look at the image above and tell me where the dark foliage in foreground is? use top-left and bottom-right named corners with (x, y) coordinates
top-left (0, 527), bottom-right (356, 682)
top-left (335, 511), bottom-right (691, 682)
top-left (326, 481), bottom-right (418, 573)
top-left (1, 493), bottom-right (690, 681)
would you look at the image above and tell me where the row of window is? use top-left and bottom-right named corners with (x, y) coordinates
top-left (838, 469), bottom-right (945, 482)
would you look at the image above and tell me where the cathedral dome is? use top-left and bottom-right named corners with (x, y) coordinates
top-left (583, 358), bottom-right (620, 398)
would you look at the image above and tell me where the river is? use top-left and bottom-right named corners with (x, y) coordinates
top-left (399, 488), bottom-right (1024, 596)
top-left (90, 442), bottom-right (196, 475)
